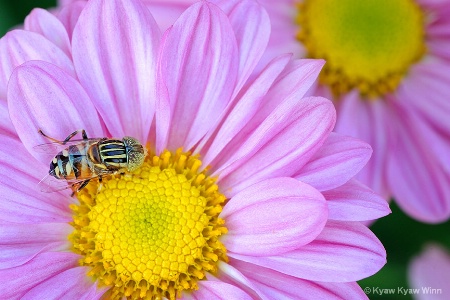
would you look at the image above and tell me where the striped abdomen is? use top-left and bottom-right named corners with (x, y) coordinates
top-left (49, 143), bottom-right (91, 180)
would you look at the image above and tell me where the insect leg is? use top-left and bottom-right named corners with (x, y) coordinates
top-left (38, 129), bottom-right (89, 144)
top-left (81, 129), bottom-right (88, 140)
top-left (38, 129), bottom-right (63, 144)
top-left (76, 179), bottom-right (91, 192)
top-left (62, 129), bottom-right (88, 144)
top-left (97, 176), bottom-right (103, 193)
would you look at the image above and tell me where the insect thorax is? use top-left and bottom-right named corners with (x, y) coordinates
top-left (98, 139), bottom-right (128, 169)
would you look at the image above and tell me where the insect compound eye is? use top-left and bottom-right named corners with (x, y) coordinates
top-left (127, 150), bottom-right (146, 172)
top-left (122, 136), bottom-right (146, 172)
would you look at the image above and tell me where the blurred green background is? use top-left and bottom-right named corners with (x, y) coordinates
top-left (0, 0), bottom-right (57, 36)
top-left (1, 1), bottom-right (450, 299)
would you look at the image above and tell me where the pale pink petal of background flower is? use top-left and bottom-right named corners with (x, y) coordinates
top-left (334, 91), bottom-right (391, 199)
top-left (408, 244), bottom-right (450, 300)
top-left (72, 0), bottom-right (160, 141)
top-left (220, 178), bottom-right (327, 256)
top-left (229, 221), bottom-right (386, 282)
top-left (255, 0), bottom-right (304, 71)
top-left (7, 61), bottom-right (104, 163)
top-left (214, 0), bottom-right (270, 95)
top-left (159, 1), bottom-right (238, 150)
top-left (387, 105), bottom-right (450, 223)
top-left (395, 59), bottom-right (450, 173)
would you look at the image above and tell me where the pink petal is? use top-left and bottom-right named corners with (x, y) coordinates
top-left (72, 0), bottom-right (161, 142)
top-left (255, 0), bottom-right (305, 71)
top-left (0, 136), bottom-right (73, 223)
top-left (159, 1), bottom-right (238, 150)
top-left (202, 54), bottom-right (291, 165)
top-left (214, 0), bottom-right (271, 95)
top-left (154, 28), bottom-right (172, 154)
top-left (231, 259), bottom-right (368, 299)
top-left (396, 59), bottom-right (450, 174)
top-left (24, 8), bottom-right (71, 57)
top-left (208, 58), bottom-right (325, 173)
top-left (428, 39), bottom-right (450, 60)
top-left (387, 106), bottom-right (450, 223)
top-left (295, 132), bottom-right (372, 192)
top-left (216, 262), bottom-right (265, 299)
top-left (323, 179), bottom-right (391, 221)
top-left (57, 1), bottom-right (86, 40)
top-left (58, 0), bottom-right (78, 6)
top-left (408, 244), bottom-right (450, 299)
top-left (143, 1), bottom-right (196, 32)
top-left (229, 221), bottom-right (386, 282)
top-left (0, 251), bottom-right (79, 299)
top-left (0, 30), bottom-right (74, 98)
top-left (7, 60), bottom-right (104, 164)
top-left (335, 91), bottom-right (391, 198)
top-left (216, 96), bottom-right (335, 196)
top-left (22, 267), bottom-right (106, 300)
top-left (0, 223), bottom-right (71, 269)
top-left (187, 281), bottom-right (252, 300)
top-left (220, 178), bottom-right (327, 256)
top-left (260, 59), bottom-right (324, 114)
top-left (0, 100), bottom-right (17, 138)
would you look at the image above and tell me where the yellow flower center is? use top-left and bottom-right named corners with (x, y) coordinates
top-left (296, 0), bottom-right (426, 99)
top-left (68, 148), bottom-right (228, 300)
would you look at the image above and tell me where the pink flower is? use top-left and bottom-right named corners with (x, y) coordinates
top-left (408, 244), bottom-right (450, 300)
top-left (0, 0), bottom-right (389, 298)
top-left (67, 0), bottom-right (450, 223)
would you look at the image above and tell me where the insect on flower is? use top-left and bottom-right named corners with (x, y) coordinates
top-left (35, 129), bottom-right (147, 192)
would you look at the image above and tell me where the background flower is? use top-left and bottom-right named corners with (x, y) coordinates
top-left (408, 244), bottom-right (450, 300)
top-left (260, 0), bottom-right (450, 224)
top-left (0, 0), bottom-right (389, 299)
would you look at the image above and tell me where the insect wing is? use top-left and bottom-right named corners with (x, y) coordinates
top-left (33, 139), bottom-right (102, 154)
top-left (38, 171), bottom-right (98, 193)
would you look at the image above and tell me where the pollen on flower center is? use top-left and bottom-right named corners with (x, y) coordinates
top-left (296, 0), bottom-right (426, 99)
top-left (68, 148), bottom-right (228, 300)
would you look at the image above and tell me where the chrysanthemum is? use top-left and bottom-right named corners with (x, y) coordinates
top-left (408, 244), bottom-right (450, 299)
top-left (0, 0), bottom-right (389, 298)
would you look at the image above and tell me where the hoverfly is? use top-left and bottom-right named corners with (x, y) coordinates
top-left (36, 129), bottom-right (147, 193)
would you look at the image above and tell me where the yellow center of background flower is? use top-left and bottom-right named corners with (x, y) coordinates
top-left (296, 0), bottom-right (426, 98)
top-left (69, 148), bottom-right (228, 300)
